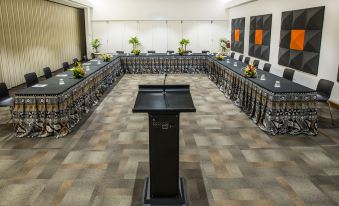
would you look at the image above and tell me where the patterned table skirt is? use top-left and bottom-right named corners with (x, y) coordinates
top-left (12, 55), bottom-right (318, 137)
top-left (207, 59), bottom-right (318, 136)
top-left (12, 60), bottom-right (122, 138)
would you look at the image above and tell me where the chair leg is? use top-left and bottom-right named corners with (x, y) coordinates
top-left (327, 101), bottom-right (334, 125)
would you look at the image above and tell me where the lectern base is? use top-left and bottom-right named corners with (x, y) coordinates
top-left (141, 177), bottom-right (189, 206)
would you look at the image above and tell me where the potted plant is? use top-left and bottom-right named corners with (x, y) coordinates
top-left (243, 64), bottom-right (257, 78)
top-left (72, 62), bottom-right (86, 79)
top-left (216, 53), bottom-right (225, 61)
top-left (129, 36), bottom-right (141, 55)
top-left (178, 38), bottom-right (190, 55)
top-left (219, 38), bottom-right (230, 55)
top-left (178, 47), bottom-right (185, 55)
top-left (101, 53), bottom-right (112, 62)
top-left (91, 38), bottom-right (101, 53)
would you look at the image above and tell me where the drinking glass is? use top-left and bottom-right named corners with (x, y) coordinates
top-left (260, 74), bottom-right (266, 80)
top-left (274, 81), bottom-right (281, 87)
top-left (59, 79), bottom-right (65, 85)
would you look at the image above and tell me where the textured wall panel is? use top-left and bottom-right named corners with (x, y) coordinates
top-left (249, 14), bottom-right (272, 61)
top-left (278, 6), bottom-right (325, 75)
top-left (0, 0), bottom-right (85, 88)
top-left (231, 17), bottom-right (245, 53)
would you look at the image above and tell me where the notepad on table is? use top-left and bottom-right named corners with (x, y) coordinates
top-left (32, 84), bottom-right (48, 88)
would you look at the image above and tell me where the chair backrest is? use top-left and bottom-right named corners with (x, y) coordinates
top-left (185, 50), bottom-right (192, 53)
top-left (283, 68), bottom-right (295, 81)
top-left (0, 83), bottom-right (10, 99)
top-left (73, 58), bottom-right (79, 65)
top-left (43, 67), bottom-right (52, 79)
top-left (82, 55), bottom-right (89, 62)
top-left (238, 55), bottom-right (244, 61)
top-left (148, 51), bottom-right (156, 54)
top-left (244, 57), bottom-right (250, 64)
top-left (167, 50), bottom-right (174, 54)
top-left (202, 50), bottom-right (210, 54)
top-left (316, 79), bottom-right (334, 99)
top-left (230, 52), bottom-right (235, 58)
top-left (62, 62), bottom-right (70, 71)
top-left (263, 63), bottom-right (271, 73)
top-left (116, 51), bottom-right (124, 54)
top-left (24, 72), bottom-right (39, 87)
top-left (253, 60), bottom-right (260, 68)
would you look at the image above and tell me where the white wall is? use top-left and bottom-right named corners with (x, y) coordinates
top-left (90, 0), bottom-right (228, 21)
top-left (228, 0), bottom-right (339, 103)
top-left (89, 0), bottom-right (229, 54)
top-left (92, 20), bottom-right (228, 53)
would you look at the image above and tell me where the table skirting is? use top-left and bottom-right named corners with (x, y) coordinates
top-left (13, 59), bottom-right (122, 138)
top-left (207, 58), bottom-right (318, 136)
top-left (12, 54), bottom-right (318, 137)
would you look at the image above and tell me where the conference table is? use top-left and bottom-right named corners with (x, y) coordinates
top-left (208, 57), bottom-right (317, 135)
top-left (13, 58), bottom-right (122, 138)
top-left (12, 53), bottom-right (318, 138)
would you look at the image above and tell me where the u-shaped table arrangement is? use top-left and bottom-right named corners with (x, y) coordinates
top-left (12, 53), bottom-right (318, 138)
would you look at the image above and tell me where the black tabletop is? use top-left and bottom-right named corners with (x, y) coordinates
top-left (213, 57), bottom-right (315, 94)
top-left (15, 57), bottom-right (119, 96)
top-left (119, 53), bottom-right (210, 57)
top-left (133, 85), bottom-right (196, 113)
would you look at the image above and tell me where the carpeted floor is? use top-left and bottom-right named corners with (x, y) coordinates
top-left (0, 74), bottom-right (339, 206)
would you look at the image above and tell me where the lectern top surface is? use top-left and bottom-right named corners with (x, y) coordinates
top-left (132, 85), bottom-right (196, 113)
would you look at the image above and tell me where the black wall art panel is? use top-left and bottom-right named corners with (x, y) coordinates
top-left (249, 14), bottom-right (272, 61)
top-left (231, 17), bottom-right (245, 53)
top-left (278, 6), bottom-right (325, 75)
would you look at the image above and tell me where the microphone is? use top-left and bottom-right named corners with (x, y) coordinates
top-left (163, 73), bottom-right (168, 94)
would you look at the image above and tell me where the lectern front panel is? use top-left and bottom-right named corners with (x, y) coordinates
top-left (149, 113), bottom-right (179, 197)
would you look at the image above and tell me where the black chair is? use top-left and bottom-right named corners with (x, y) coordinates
top-left (24, 72), bottom-right (39, 87)
top-left (62, 62), bottom-right (70, 71)
top-left (167, 50), bottom-right (174, 54)
top-left (263, 63), bottom-right (271, 72)
top-left (283, 68), bottom-right (295, 81)
top-left (116, 51), bottom-right (125, 54)
top-left (244, 57), bottom-right (250, 64)
top-left (238, 55), bottom-right (244, 61)
top-left (82, 55), bottom-right (89, 62)
top-left (316, 79), bottom-right (335, 125)
top-left (230, 52), bottom-right (235, 58)
top-left (73, 58), bottom-right (79, 65)
top-left (0, 83), bottom-right (14, 122)
top-left (253, 60), bottom-right (260, 68)
top-left (202, 50), bottom-right (210, 54)
top-left (148, 51), bottom-right (156, 54)
top-left (43, 67), bottom-right (52, 79)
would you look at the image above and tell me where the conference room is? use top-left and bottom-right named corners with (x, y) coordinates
top-left (0, 0), bottom-right (339, 205)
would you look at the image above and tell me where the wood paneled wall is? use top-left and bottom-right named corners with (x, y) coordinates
top-left (0, 0), bottom-right (85, 88)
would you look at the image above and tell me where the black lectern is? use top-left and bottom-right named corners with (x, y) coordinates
top-left (133, 85), bottom-right (196, 206)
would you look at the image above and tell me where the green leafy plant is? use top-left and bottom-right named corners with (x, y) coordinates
top-left (129, 36), bottom-right (141, 55)
top-left (72, 62), bottom-right (86, 78)
top-left (101, 53), bottom-right (112, 62)
top-left (179, 38), bottom-right (190, 51)
top-left (91, 38), bottom-right (101, 53)
top-left (219, 38), bottom-right (230, 54)
top-left (216, 53), bottom-right (225, 61)
top-left (178, 47), bottom-right (185, 55)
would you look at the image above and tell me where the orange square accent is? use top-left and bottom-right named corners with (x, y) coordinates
top-left (255, 30), bottom-right (263, 45)
top-left (290, 30), bottom-right (305, 51)
top-left (235, 29), bottom-right (240, 42)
